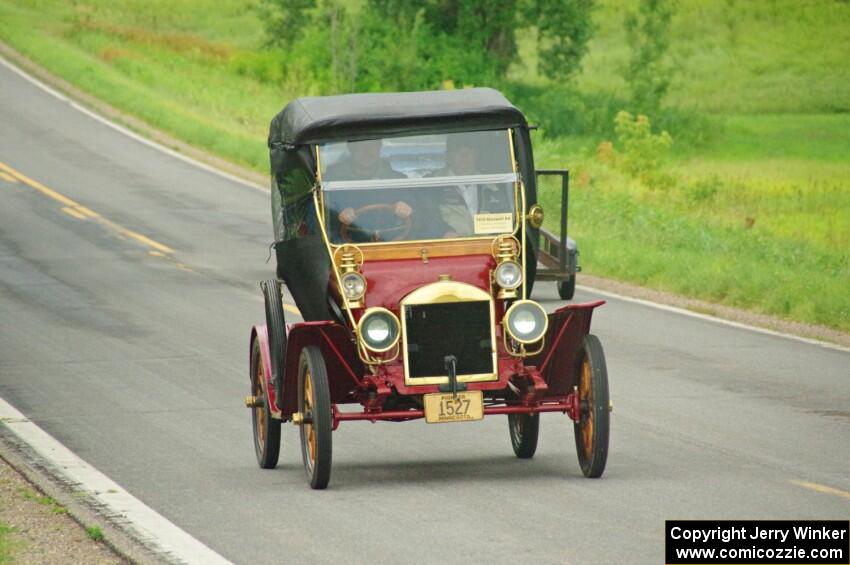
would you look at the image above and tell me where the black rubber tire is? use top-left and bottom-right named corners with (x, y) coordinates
top-left (574, 334), bottom-right (610, 478)
top-left (298, 346), bottom-right (333, 489)
top-left (508, 413), bottom-right (540, 459)
top-left (557, 275), bottom-right (576, 300)
top-left (250, 338), bottom-right (281, 469)
top-left (261, 279), bottom-right (287, 410)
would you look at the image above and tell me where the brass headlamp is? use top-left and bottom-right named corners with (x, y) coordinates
top-left (333, 244), bottom-right (366, 308)
top-left (491, 235), bottom-right (522, 299)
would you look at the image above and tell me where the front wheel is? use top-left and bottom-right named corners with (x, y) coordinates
top-left (298, 346), bottom-right (333, 489)
top-left (574, 334), bottom-right (610, 478)
top-left (251, 339), bottom-right (281, 469)
top-left (508, 413), bottom-right (539, 459)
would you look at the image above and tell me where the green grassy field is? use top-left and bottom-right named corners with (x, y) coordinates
top-left (1, 0), bottom-right (848, 331)
top-left (0, 521), bottom-right (15, 564)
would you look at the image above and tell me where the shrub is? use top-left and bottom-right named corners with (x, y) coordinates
top-left (597, 111), bottom-right (674, 189)
top-left (614, 111), bottom-right (673, 179)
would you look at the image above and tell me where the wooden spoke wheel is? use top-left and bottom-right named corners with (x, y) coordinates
top-left (340, 203), bottom-right (412, 243)
top-left (298, 346), bottom-right (333, 489)
top-left (508, 412), bottom-right (540, 459)
top-left (574, 334), bottom-right (610, 478)
top-left (251, 338), bottom-right (281, 469)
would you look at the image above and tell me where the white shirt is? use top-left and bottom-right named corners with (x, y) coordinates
top-left (448, 168), bottom-right (478, 214)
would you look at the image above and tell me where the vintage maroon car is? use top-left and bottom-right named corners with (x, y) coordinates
top-left (246, 89), bottom-right (610, 489)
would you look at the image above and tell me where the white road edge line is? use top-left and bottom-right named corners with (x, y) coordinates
top-left (576, 284), bottom-right (850, 353)
top-left (3, 54), bottom-right (848, 357)
top-left (0, 397), bottom-right (232, 565)
top-left (0, 55), bottom-right (267, 194)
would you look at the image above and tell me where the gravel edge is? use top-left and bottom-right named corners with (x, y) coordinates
top-left (0, 452), bottom-right (126, 565)
top-left (0, 428), bottom-right (165, 565)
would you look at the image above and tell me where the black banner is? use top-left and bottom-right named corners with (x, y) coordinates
top-left (666, 521), bottom-right (849, 564)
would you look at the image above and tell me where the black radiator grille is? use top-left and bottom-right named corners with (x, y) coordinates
top-left (404, 300), bottom-right (493, 379)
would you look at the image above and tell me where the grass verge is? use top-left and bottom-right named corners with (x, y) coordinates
top-left (0, 522), bottom-right (15, 565)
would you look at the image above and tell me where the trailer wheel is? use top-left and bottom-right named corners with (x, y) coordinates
top-left (298, 346), bottom-right (333, 489)
top-left (557, 275), bottom-right (576, 300)
top-left (574, 334), bottom-right (609, 478)
top-left (251, 338), bottom-right (281, 469)
top-left (508, 413), bottom-right (539, 459)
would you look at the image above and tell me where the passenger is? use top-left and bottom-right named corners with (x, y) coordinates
top-left (427, 134), bottom-right (513, 238)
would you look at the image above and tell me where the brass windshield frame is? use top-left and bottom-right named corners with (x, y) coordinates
top-left (315, 129), bottom-right (522, 249)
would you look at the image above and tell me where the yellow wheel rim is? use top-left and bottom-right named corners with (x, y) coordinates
top-left (580, 354), bottom-right (594, 459)
top-left (303, 368), bottom-right (316, 465)
top-left (254, 359), bottom-right (266, 449)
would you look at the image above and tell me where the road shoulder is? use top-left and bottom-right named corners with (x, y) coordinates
top-left (0, 430), bottom-right (156, 564)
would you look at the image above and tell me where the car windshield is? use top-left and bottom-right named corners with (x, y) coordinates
top-left (318, 130), bottom-right (517, 244)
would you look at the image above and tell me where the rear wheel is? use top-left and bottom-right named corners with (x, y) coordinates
top-left (508, 413), bottom-right (540, 459)
top-left (574, 334), bottom-right (609, 478)
top-left (557, 275), bottom-right (576, 300)
top-left (251, 338), bottom-right (281, 469)
top-left (298, 346), bottom-right (333, 489)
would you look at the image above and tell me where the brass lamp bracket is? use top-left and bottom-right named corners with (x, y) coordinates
top-left (333, 244), bottom-right (364, 273)
top-left (491, 235), bottom-right (520, 263)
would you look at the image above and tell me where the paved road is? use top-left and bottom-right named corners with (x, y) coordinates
top-left (1, 60), bottom-right (848, 565)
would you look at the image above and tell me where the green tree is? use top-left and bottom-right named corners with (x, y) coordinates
top-left (258, 0), bottom-right (316, 48)
top-left (258, 0), bottom-right (596, 92)
top-left (624, 0), bottom-right (675, 114)
top-left (523, 0), bottom-right (595, 81)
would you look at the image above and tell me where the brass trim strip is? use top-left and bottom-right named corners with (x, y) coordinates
top-left (313, 190), bottom-right (356, 328)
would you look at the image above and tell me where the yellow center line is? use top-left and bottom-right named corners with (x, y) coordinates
top-left (0, 160), bottom-right (174, 254)
top-left (62, 206), bottom-right (88, 220)
top-left (791, 480), bottom-right (850, 501)
top-left (4, 160), bottom-right (300, 315)
top-left (282, 303), bottom-right (301, 317)
top-left (0, 161), bottom-right (78, 207)
top-left (254, 295), bottom-right (302, 318)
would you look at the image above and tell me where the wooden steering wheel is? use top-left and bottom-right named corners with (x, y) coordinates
top-left (339, 203), bottom-right (412, 243)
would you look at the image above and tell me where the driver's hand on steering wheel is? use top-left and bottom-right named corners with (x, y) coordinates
top-left (339, 207), bottom-right (357, 225)
top-left (340, 203), bottom-right (409, 225)
top-left (394, 201), bottom-right (412, 218)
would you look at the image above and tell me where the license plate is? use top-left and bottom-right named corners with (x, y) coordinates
top-left (423, 391), bottom-right (484, 424)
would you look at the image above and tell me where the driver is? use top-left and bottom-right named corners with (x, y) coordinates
top-left (324, 140), bottom-right (411, 230)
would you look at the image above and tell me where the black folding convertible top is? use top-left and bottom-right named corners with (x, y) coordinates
top-left (269, 87), bottom-right (527, 146)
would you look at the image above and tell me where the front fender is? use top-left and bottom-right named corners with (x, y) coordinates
top-left (526, 300), bottom-right (604, 396)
